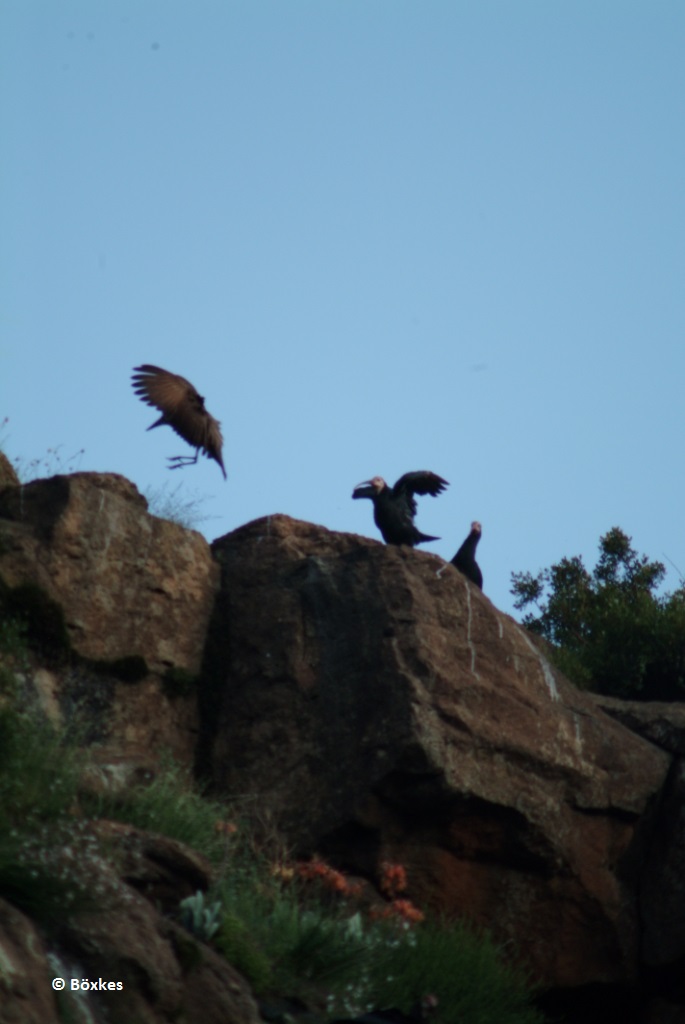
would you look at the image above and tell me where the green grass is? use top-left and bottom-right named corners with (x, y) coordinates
top-left (213, 864), bottom-right (545, 1024)
top-left (213, 878), bottom-right (374, 1005)
top-left (82, 758), bottom-right (230, 863)
top-left (0, 703), bottom-right (109, 925)
top-left (0, 704), bottom-right (83, 826)
top-left (365, 918), bottom-right (545, 1024)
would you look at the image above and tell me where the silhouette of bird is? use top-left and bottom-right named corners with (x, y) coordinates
top-left (352, 471), bottom-right (448, 547)
top-left (131, 365), bottom-right (226, 479)
top-left (451, 521), bottom-right (483, 589)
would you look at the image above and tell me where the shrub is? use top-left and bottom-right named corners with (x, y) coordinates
top-left (0, 703), bottom-right (110, 924)
top-left (511, 527), bottom-right (685, 699)
top-left (364, 917), bottom-right (544, 1024)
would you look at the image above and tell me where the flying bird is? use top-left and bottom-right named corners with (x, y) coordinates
top-left (451, 521), bottom-right (483, 589)
top-left (352, 471), bottom-right (448, 547)
top-left (131, 364), bottom-right (226, 479)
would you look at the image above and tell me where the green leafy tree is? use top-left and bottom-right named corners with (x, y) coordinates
top-left (511, 527), bottom-right (685, 700)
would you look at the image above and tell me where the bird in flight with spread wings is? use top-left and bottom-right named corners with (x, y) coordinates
top-left (131, 364), bottom-right (226, 479)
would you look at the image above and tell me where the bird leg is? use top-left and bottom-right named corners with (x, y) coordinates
top-left (167, 451), bottom-right (200, 470)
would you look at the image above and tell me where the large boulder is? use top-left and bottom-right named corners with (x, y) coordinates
top-left (0, 473), bottom-right (218, 673)
top-left (205, 514), bottom-right (670, 991)
top-left (0, 473), bottom-right (219, 769)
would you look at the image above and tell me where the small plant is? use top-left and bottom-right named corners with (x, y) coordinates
top-left (288, 855), bottom-right (363, 899)
top-left (372, 860), bottom-right (425, 925)
top-left (82, 758), bottom-right (231, 865)
top-left (144, 481), bottom-right (215, 530)
top-left (11, 444), bottom-right (85, 483)
top-left (214, 877), bottom-right (373, 1001)
top-left (215, 910), bottom-right (273, 992)
top-left (179, 889), bottom-right (223, 941)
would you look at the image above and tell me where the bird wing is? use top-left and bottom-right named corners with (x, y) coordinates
top-left (393, 471), bottom-right (448, 514)
top-left (132, 364), bottom-right (224, 453)
top-left (132, 365), bottom-right (198, 415)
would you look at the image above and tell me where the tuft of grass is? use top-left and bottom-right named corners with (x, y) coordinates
top-left (83, 759), bottom-right (230, 864)
top-left (214, 908), bottom-right (273, 992)
top-left (213, 874), bottom-right (373, 1002)
top-left (363, 917), bottom-right (545, 1024)
top-left (0, 704), bottom-right (83, 826)
top-left (143, 481), bottom-right (215, 530)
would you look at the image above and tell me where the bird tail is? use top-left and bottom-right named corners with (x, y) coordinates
top-left (416, 531), bottom-right (440, 544)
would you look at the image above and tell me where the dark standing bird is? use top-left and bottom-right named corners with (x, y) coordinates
top-left (131, 364), bottom-right (226, 479)
top-left (352, 471), bottom-right (448, 547)
top-left (451, 520), bottom-right (483, 589)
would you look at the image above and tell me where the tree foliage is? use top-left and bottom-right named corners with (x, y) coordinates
top-left (511, 527), bottom-right (685, 700)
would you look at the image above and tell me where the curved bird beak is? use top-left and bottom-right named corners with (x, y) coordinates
top-left (352, 480), bottom-right (375, 500)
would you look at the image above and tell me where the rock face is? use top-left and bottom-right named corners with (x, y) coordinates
top-left (0, 826), bottom-right (261, 1024)
top-left (2, 473), bottom-right (685, 1019)
top-left (206, 515), bottom-right (670, 991)
top-left (0, 473), bottom-right (218, 674)
top-left (0, 472), bottom-right (219, 767)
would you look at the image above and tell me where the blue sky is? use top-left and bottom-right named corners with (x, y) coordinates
top-left (2, 2), bottom-right (684, 618)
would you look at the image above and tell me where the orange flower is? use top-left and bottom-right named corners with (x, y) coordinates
top-left (379, 861), bottom-right (408, 898)
top-left (391, 899), bottom-right (425, 924)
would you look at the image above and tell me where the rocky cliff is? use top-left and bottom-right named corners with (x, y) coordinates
top-left (1, 467), bottom-right (684, 1023)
